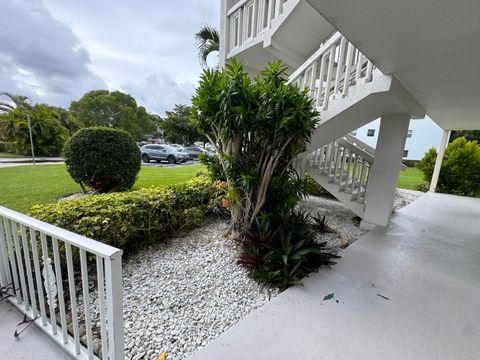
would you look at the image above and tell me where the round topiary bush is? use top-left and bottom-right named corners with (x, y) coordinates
top-left (63, 127), bottom-right (141, 192)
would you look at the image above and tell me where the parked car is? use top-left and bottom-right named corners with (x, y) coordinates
top-left (169, 144), bottom-right (184, 150)
top-left (183, 146), bottom-right (209, 160)
top-left (141, 144), bottom-right (189, 164)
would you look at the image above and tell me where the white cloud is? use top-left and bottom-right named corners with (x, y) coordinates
top-left (122, 74), bottom-right (196, 116)
top-left (0, 0), bottom-right (105, 106)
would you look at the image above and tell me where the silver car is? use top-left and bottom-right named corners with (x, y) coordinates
top-left (141, 144), bottom-right (189, 164)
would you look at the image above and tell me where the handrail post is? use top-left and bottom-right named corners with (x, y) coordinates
top-left (429, 130), bottom-right (450, 192)
top-left (106, 252), bottom-right (125, 360)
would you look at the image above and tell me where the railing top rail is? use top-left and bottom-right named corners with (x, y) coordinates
top-left (0, 205), bottom-right (122, 259)
top-left (344, 134), bottom-right (376, 155)
top-left (227, 0), bottom-right (250, 16)
top-left (288, 31), bottom-right (342, 84)
top-left (337, 138), bottom-right (375, 163)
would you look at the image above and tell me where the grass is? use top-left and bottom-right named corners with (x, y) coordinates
top-left (0, 162), bottom-right (424, 214)
top-left (0, 164), bottom-right (204, 213)
top-left (397, 167), bottom-right (424, 190)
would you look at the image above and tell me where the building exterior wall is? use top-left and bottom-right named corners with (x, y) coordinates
top-left (351, 116), bottom-right (443, 160)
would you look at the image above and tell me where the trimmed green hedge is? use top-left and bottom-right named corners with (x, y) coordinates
top-left (29, 176), bottom-right (224, 252)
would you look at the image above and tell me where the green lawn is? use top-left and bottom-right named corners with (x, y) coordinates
top-left (0, 164), bottom-right (204, 213)
top-left (397, 167), bottom-right (424, 190)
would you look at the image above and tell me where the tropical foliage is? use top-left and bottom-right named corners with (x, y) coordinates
top-left (417, 137), bottom-right (480, 197)
top-left (194, 24), bottom-right (220, 68)
top-left (0, 93), bottom-right (72, 156)
top-left (191, 60), bottom-right (318, 237)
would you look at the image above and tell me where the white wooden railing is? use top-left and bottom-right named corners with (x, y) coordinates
top-left (0, 205), bottom-right (124, 360)
top-left (227, 0), bottom-right (290, 52)
top-left (288, 31), bottom-right (374, 112)
top-left (307, 137), bottom-right (373, 203)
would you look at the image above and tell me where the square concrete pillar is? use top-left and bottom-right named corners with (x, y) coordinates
top-left (362, 113), bottom-right (410, 228)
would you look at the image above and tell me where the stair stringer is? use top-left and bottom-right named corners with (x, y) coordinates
top-left (307, 170), bottom-right (366, 218)
top-left (307, 70), bottom-right (426, 153)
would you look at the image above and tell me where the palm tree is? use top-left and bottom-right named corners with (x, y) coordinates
top-left (0, 92), bottom-right (32, 113)
top-left (194, 24), bottom-right (220, 68)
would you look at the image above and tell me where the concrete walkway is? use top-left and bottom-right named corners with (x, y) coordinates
top-left (189, 192), bottom-right (480, 360)
top-left (0, 301), bottom-right (71, 359)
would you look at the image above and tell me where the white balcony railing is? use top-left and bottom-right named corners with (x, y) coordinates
top-left (0, 205), bottom-right (124, 360)
top-left (226, 0), bottom-right (290, 52)
top-left (308, 137), bottom-right (373, 203)
top-left (288, 32), bottom-right (374, 112)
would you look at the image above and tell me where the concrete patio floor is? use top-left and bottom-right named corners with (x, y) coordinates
top-left (189, 192), bottom-right (480, 360)
top-left (0, 301), bottom-right (70, 359)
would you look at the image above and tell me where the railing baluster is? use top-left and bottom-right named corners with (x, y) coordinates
top-left (365, 61), bottom-right (373, 82)
top-left (97, 256), bottom-right (109, 359)
top-left (0, 218), bottom-right (12, 286)
top-left (342, 43), bottom-right (354, 97)
top-left (80, 249), bottom-right (94, 360)
top-left (357, 158), bottom-right (367, 200)
top-left (65, 243), bottom-right (81, 355)
top-left (52, 237), bottom-right (68, 344)
top-left (40, 232), bottom-right (57, 334)
top-left (350, 154), bottom-right (359, 199)
top-left (333, 37), bottom-right (347, 96)
top-left (30, 228), bottom-right (47, 326)
top-left (4, 218), bottom-right (21, 302)
top-left (12, 220), bottom-right (29, 307)
top-left (322, 48), bottom-right (335, 111)
top-left (20, 225), bottom-right (37, 316)
top-left (356, 52), bottom-right (364, 81)
top-left (315, 53), bottom-right (327, 107)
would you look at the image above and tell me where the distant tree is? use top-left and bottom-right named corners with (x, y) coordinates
top-left (194, 24), bottom-right (219, 68)
top-left (69, 90), bottom-right (155, 140)
top-left (159, 104), bottom-right (207, 145)
top-left (0, 93), bottom-right (69, 156)
top-left (450, 130), bottom-right (480, 143)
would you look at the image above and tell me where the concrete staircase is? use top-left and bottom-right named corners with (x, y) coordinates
top-left (289, 32), bottom-right (423, 220)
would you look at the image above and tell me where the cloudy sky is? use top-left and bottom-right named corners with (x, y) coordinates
top-left (0, 0), bottom-right (219, 115)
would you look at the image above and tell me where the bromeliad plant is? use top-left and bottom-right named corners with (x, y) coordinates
top-left (191, 60), bottom-right (318, 238)
top-left (238, 212), bottom-right (339, 290)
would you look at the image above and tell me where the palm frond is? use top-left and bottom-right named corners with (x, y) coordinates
top-left (194, 24), bottom-right (220, 67)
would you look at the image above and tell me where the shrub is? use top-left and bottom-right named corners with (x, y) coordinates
top-left (238, 211), bottom-right (338, 290)
top-left (303, 173), bottom-right (334, 198)
top-left (416, 137), bottom-right (480, 197)
top-left (402, 159), bottom-right (418, 168)
top-left (29, 176), bottom-right (224, 253)
top-left (63, 127), bottom-right (141, 192)
top-left (414, 182), bottom-right (430, 192)
top-left (198, 153), bottom-right (226, 181)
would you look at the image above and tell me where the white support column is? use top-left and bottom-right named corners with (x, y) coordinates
top-left (219, 0), bottom-right (228, 68)
top-left (361, 113), bottom-right (411, 228)
top-left (429, 130), bottom-right (451, 192)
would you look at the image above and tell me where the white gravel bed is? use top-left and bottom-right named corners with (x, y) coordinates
top-left (299, 188), bottom-right (424, 248)
top-left (120, 219), bottom-right (276, 360)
